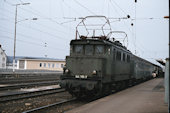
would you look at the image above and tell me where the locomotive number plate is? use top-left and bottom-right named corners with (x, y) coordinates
top-left (75, 75), bottom-right (88, 79)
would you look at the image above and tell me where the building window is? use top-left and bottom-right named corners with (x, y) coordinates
top-left (48, 63), bottom-right (51, 68)
top-left (2, 63), bottom-right (5, 67)
top-left (56, 64), bottom-right (59, 68)
top-left (44, 63), bottom-right (46, 67)
top-left (2, 57), bottom-right (5, 61)
top-left (52, 64), bottom-right (55, 68)
top-left (40, 63), bottom-right (42, 67)
top-left (61, 64), bottom-right (64, 68)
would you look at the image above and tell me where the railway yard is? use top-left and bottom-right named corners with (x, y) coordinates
top-left (0, 72), bottom-right (168, 113)
top-left (0, 0), bottom-right (168, 113)
top-left (0, 72), bottom-right (94, 113)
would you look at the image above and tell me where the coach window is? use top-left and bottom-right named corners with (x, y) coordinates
top-left (95, 45), bottom-right (104, 54)
top-left (85, 45), bottom-right (93, 55)
top-left (127, 55), bottom-right (130, 62)
top-left (116, 51), bottom-right (121, 61)
top-left (123, 53), bottom-right (126, 62)
top-left (74, 45), bottom-right (83, 54)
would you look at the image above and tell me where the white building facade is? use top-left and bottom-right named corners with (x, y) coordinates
top-left (0, 45), bottom-right (7, 69)
top-left (17, 58), bottom-right (65, 71)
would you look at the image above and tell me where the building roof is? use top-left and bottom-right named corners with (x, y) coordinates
top-left (7, 56), bottom-right (65, 63)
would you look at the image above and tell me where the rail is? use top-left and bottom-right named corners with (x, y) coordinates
top-left (0, 88), bottom-right (65, 103)
top-left (22, 98), bottom-right (76, 113)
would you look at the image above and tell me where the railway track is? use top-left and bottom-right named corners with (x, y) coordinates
top-left (22, 98), bottom-right (77, 113)
top-left (0, 81), bottom-right (59, 91)
top-left (0, 78), bottom-right (59, 84)
top-left (0, 88), bottom-right (65, 103)
top-left (0, 75), bottom-right (60, 84)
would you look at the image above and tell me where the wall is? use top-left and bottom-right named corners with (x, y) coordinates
top-left (0, 47), bottom-right (7, 69)
top-left (22, 60), bottom-right (65, 71)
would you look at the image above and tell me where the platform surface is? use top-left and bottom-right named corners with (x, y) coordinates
top-left (66, 78), bottom-right (168, 113)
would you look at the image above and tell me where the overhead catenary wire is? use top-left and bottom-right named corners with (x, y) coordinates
top-left (0, 8), bottom-right (74, 39)
top-left (134, 0), bottom-right (137, 55)
top-left (62, 0), bottom-right (83, 17)
top-left (73, 0), bottom-right (97, 15)
top-left (0, 15), bottom-right (70, 42)
top-left (111, 0), bottom-right (128, 16)
top-left (0, 35), bottom-right (67, 52)
top-left (109, 0), bottom-right (144, 56)
top-left (3, 0), bottom-right (76, 36)
top-left (0, 9), bottom-right (73, 42)
top-left (0, 29), bottom-right (68, 52)
top-left (18, 7), bottom-right (76, 35)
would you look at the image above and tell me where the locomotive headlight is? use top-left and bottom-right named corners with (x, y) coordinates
top-left (65, 69), bottom-right (69, 73)
top-left (92, 70), bottom-right (97, 75)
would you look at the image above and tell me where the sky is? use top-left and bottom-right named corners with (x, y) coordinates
top-left (0, 0), bottom-right (169, 65)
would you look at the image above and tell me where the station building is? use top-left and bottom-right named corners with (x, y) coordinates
top-left (0, 44), bottom-right (7, 69)
top-left (17, 57), bottom-right (65, 71)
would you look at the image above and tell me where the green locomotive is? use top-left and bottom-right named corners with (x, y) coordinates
top-left (60, 16), bottom-right (162, 97)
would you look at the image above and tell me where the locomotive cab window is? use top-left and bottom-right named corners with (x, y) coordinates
top-left (74, 45), bottom-right (83, 54)
top-left (95, 45), bottom-right (104, 54)
top-left (85, 45), bottom-right (93, 55)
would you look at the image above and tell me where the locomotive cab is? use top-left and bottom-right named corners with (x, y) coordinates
top-left (63, 39), bottom-right (111, 78)
top-left (60, 38), bottom-right (112, 97)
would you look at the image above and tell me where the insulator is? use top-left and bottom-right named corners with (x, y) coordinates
top-left (127, 15), bottom-right (130, 18)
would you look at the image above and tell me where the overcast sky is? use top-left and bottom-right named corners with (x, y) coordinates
top-left (0, 0), bottom-right (169, 65)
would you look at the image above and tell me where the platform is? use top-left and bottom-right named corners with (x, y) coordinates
top-left (66, 78), bottom-right (168, 113)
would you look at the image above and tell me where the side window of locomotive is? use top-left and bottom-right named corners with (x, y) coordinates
top-left (70, 45), bottom-right (73, 54)
top-left (74, 45), bottom-right (83, 54)
top-left (127, 55), bottom-right (130, 62)
top-left (95, 45), bottom-right (104, 54)
top-left (113, 48), bottom-right (116, 60)
top-left (116, 51), bottom-right (121, 61)
top-left (85, 45), bottom-right (93, 55)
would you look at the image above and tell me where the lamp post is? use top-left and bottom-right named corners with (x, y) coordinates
top-left (13, 3), bottom-right (30, 72)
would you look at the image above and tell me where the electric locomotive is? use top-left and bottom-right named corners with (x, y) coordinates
top-left (60, 16), bottom-right (160, 97)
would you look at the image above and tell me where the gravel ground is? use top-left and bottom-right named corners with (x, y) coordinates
top-left (0, 91), bottom-right (72, 113)
top-left (43, 100), bottom-right (88, 113)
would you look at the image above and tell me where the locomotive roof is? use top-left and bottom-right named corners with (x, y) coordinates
top-left (133, 54), bottom-right (161, 68)
top-left (70, 39), bottom-right (160, 68)
top-left (70, 39), bottom-right (131, 53)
